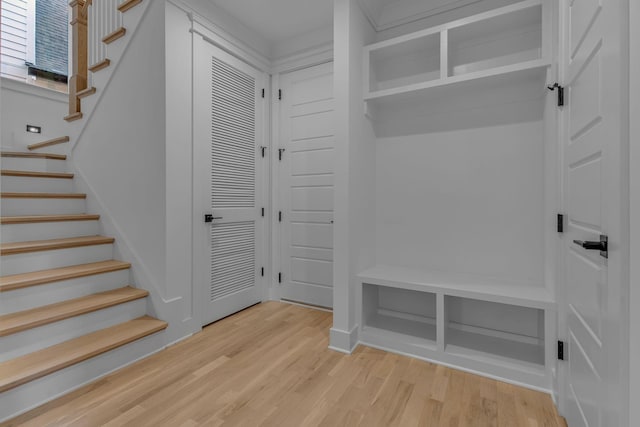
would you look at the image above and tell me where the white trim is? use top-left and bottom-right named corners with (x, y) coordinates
top-left (165, 0), bottom-right (270, 73)
top-left (25, 0), bottom-right (36, 65)
top-left (358, 340), bottom-right (553, 394)
top-left (329, 325), bottom-right (359, 353)
top-left (628, 0), bottom-right (639, 425)
top-left (0, 77), bottom-right (67, 102)
top-left (269, 74), bottom-right (282, 303)
top-left (280, 299), bottom-right (333, 313)
top-left (271, 43), bottom-right (333, 74)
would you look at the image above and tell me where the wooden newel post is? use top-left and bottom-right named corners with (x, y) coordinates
top-left (68, 0), bottom-right (89, 118)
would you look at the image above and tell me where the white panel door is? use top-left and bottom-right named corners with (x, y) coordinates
top-left (194, 37), bottom-right (265, 326)
top-left (278, 62), bottom-right (334, 308)
top-left (561, 0), bottom-right (626, 425)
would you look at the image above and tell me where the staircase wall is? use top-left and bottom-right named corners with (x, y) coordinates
top-left (0, 80), bottom-right (67, 151)
top-left (71, 1), bottom-right (197, 342)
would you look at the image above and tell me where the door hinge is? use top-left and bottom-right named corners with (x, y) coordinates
top-left (278, 272), bottom-right (282, 283)
top-left (278, 211), bottom-right (282, 222)
top-left (558, 340), bottom-right (565, 361)
top-left (278, 148), bottom-right (285, 161)
top-left (278, 89), bottom-right (282, 100)
top-left (557, 214), bottom-right (565, 233)
top-left (547, 83), bottom-right (565, 107)
top-left (260, 146), bottom-right (267, 158)
top-left (261, 88), bottom-right (265, 98)
top-left (261, 207), bottom-right (265, 217)
top-left (261, 267), bottom-right (264, 277)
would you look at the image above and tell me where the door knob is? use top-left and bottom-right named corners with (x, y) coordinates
top-left (204, 214), bottom-right (223, 223)
top-left (573, 235), bottom-right (608, 258)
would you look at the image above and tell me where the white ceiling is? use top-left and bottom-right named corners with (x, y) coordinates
top-left (208, 0), bottom-right (334, 45)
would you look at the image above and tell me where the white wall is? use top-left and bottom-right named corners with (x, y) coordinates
top-left (165, 2), bottom-right (194, 324)
top-left (0, 79), bottom-right (67, 150)
top-left (331, 0), bottom-right (376, 352)
top-left (178, 0), bottom-right (271, 60)
top-left (629, 0), bottom-right (639, 424)
top-left (72, 1), bottom-right (168, 315)
top-left (376, 121), bottom-right (545, 286)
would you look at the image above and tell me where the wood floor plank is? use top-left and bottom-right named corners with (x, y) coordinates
top-left (0, 302), bottom-right (565, 427)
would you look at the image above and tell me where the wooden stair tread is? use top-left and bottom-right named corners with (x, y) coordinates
top-left (0, 286), bottom-right (149, 337)
top-left (27, 136), bottom-right (70, 151)
top-left (0, 316), bottom-right (167, 392)
top-left (64, 112), bottom-right (83, 122)
top-left (0, 260), bottom-right (131, 292)
top-left (0, 214), bottom-right (100, 224)
top-left (118, 0), bottom-right (142, 13)
top-left (1, 152), bottom-right (66, 160)
top-left (1, 192), bottom-right (86, 199)
top-left (89, 59), bottom-right (111, 72)
top-left (1, 170), bottom-right (74, 179)
top-left (1, 236), bottom-right (115, 256)
top-left (77, 87), bottom-right (96, 99)
top-left (103, 27), bottom-right (126, 44)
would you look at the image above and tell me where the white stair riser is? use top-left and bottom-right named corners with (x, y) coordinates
top-left (1, 244), bottom-right (113, 275)
top-left (0, 158), bottom-right (67, 173)
top-left (0, 269), bottom-right (130, 315)
top-left (1, 176), bottom-right (74, 193)
top-left (0, 198), bottom-right (86, 216)
top-left (0, 220), bottom-right (100, 243)
top-left (0, 298), bottom-right (147, 362)
top-left (0, 330), bottom-right (164, 422)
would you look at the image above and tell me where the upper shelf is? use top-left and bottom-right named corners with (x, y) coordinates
top-left (363, 0), bottom-right (552, 105)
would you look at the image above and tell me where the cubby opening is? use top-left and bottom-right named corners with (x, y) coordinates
top-left (368, 32), bottom-right (440, 92)
top-left (448, 5), bottom-right (542, 77)
top-left (444, 296), bottom-right (545, 369)
top-left (362, 283), bottom-right (437, 344)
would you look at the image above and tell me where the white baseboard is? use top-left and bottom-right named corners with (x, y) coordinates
top-left (329, 324), bottom-right (359, 354)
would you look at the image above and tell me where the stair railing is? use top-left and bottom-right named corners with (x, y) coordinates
top-left (68, 0), bottom-right (124, 119)
top-left (68, 0), bottom-right (89, 119)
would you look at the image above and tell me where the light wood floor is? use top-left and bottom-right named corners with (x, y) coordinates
top-left (2, 302), bottom-right (566, 426)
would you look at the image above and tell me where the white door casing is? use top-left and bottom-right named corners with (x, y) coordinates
top-left (194, 36), bottom-right (266, 326)
top-left (560, 0), bottom-right (627, 425)
top-left (277, 62), bottom-right (335, 308)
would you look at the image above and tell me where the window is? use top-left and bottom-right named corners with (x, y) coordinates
top-left (1, 0), bottom-right (68, 91)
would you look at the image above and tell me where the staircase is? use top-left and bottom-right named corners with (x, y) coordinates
top-left (0, 138), bottom-right (166, 420)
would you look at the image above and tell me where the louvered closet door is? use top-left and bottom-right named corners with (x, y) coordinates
top-left (194, 38), bottom-right (265, 326)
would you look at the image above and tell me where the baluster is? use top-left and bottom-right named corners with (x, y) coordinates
top-left (67, 0), bottom-right (88, 118)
